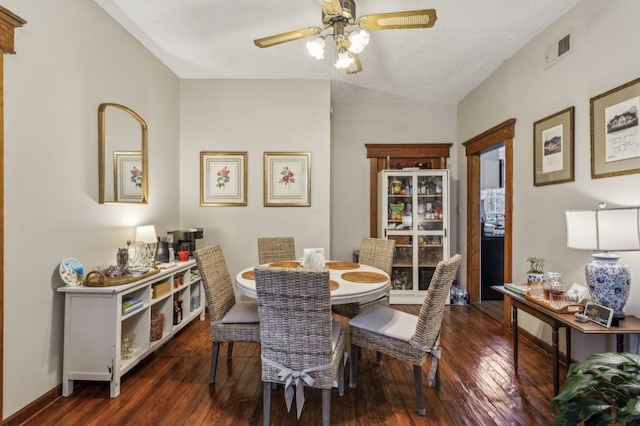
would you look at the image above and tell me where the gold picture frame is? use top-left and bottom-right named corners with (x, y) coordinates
top-left (590, 76), bottom-right (640, 179)
top-left (263, 152), bottom-right (311, 207)
top-left (200, 152), bottom-right (247, 206)
top-left (533, 106), bottom-right (574, 186)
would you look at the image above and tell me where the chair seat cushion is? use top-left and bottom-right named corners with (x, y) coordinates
top-left (331, 320), bottom-right (343, 351)
top-left (221, 302), bottom-right (259, 323)
top-left (349, 306), bottom-right (417, 342)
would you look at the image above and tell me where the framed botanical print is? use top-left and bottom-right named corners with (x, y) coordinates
top-left (200, 152), bottom-right (247, 206)
top-left (263, 152), bottom-right (311, 207)
top-left (114, 151), bottom-right (143, 202)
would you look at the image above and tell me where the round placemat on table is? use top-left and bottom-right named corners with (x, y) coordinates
top-left (341, 271), bottom-right (388, 284)
top-left (241, 270), bottom-right (255, 280)
top-left (330, 280), bottom-right (339, 291)
top-left (268, 261), bottom-right (302, 268)
top-left (326, 261), bottom-right (360, 270)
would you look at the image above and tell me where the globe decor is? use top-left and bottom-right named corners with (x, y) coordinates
top-left (585, 253), bottom-right (630, 319)
top-left (566, 207), bottom-right (640, 320)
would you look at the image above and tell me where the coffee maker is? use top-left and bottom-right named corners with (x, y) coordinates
top-left (169, 228), bottom-right (203, 259)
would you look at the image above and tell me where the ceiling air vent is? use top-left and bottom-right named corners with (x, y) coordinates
top-left (544, 32), bottom-right (572, 69)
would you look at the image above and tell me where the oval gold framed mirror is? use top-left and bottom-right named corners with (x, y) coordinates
top-left (98, 103), bottom-right (148, 204)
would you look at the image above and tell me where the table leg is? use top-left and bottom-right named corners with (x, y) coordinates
top-left (552, 326), bottom-right (559, 395)
top-left (512, 305), bottom-right (518, 371)
top-left (617, 334), bottom-right (624, 352)
top-left (565, 327), bottom-right (572, 365)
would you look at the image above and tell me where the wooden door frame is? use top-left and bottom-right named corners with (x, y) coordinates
top-left (0, 6), bottom-right (26, 419)
top-left (463, 119), bottom-right (515, 325)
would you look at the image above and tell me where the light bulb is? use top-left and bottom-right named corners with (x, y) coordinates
top-left (306, 38), bottom-right (325, 60)
top-left (348, 29), bottom-right (370, 54)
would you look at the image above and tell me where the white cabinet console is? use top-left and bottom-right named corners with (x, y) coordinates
top-left (57, 260), bottom-right (204, 398)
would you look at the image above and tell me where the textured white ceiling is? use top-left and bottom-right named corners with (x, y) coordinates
top-left (95, 0), bottom-right (579, 104)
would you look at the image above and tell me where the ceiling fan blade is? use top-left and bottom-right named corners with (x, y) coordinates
top-left (357, 9), bottom-right (437, 30)
top-left (346, 53), bottom-right (362, 75)
top-left (254, 27), bottom-right (322, 48)
top-left (317, 0), bottom-right (343, 16)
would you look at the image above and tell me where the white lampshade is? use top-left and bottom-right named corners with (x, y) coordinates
top-left (566, 207), bottom-right (640, 252)
top-left (334, 51), bottom-right (354, 69)
top-left (306, 38), bottom-right (325, 59)
top-left (135, 225), bottom-right (157, 243)
top-left (348, 29), bottom-right (370, 54)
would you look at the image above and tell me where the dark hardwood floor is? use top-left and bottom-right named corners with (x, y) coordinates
top-left (22, 302), bottom-right (560, 425)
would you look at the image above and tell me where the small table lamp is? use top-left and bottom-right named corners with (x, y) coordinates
top-left (565, 207), bottom-right (640, 319)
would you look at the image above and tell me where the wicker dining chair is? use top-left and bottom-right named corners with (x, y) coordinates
top-left (254, 266), bottom-right (345, 426)
top-left (257, 237), bottom-right (296, 264)
top-left (348, 254), bottom-right (462, 416)
top-left (332, 237), bottom-right (395, 319)
top-left (193, 245), bottom-right (261, 384)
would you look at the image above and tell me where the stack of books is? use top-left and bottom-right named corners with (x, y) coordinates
top-left (504, 283), bottom-right (530, 295)
top-left (122, 296), bottom-right (144, 315)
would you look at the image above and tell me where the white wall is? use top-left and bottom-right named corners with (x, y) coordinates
top-left (330, 103), bottom-right (459, 262)
top-left (178, 79), bottom-right (331, 277)
top-left (457, 0), bottom-right (640, 357)
top-left (3, 0), bottom-right (180, 419)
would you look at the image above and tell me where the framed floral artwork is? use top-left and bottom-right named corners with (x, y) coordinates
top-left (200, 152), bottom-right (247, 206)
top-left (532, 106), bottom-right (574, 186)
top-left (263, 152), bottom-right (311, 207)
top-left (114, 151), bottom-right (143, 202)
top-left (590, 76), bottom-right (640, 179)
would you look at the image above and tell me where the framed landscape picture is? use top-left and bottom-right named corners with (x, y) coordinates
top-left (200, 152), bottom-right (247, 206)
top-left (533, 106), bottom-right (574, 186)
top-left (263, 152), bottom-right (311, 207)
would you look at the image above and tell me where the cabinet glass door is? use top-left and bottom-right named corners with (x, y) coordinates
top-left (416, 173), bottom-right (445, 291)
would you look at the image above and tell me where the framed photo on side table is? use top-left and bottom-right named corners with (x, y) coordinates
top-left (200, 152), bottom-right (247, 206)
top-left (533, 106), bottom-right (574, 186)
top-left (114, 151), bottom-right (143, 202)
top-left (264, 152), bottom-right (311, 207)
top-left (584, 302), bottom-right (614, 328)
top-left (590, 76), bottom-right (640, 179)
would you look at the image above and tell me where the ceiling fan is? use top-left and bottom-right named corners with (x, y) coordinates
top-left (254, 0), bottom-right (437, 74)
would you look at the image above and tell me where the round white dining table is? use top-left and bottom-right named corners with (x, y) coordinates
top-left (235, 261), bottom-right (390, 305)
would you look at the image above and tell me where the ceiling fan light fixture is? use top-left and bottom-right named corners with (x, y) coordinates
top-left (335, 51), bottom-right (355, 69)
top-left (306, 37), bottom-right (326, 59)
top-left (348, 29), bottom-right (369, 54)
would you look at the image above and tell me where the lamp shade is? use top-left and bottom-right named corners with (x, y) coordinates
top-left (135, 225), bottom-right (157, 243)
top-left (566, 207), bottom-right (640, 252)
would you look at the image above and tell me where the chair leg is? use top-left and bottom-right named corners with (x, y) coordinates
top-left (322, 388), bottom-right (331, 426)
top-left (227, 342), bottom-right (234, 360)
top-left (338, 353), bottom-right (345, 396)
top-left (210, 342), bottom-right (220, 384)
top-left (263, 381), bottom-right (272, 426)
top-left (349, 344), bottom-right (359, 388)
top-left (434, 362), bottom-right (441, 390)
top-left (414, 365), bottom-right (425, 416)
top-left (376, 351), bottom-right (383, 365)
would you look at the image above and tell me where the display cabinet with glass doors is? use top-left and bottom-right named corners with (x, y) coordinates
top-left (378, 169), bottom-right (450, 304)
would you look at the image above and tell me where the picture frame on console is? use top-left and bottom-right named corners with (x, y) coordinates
top-left (590, 76), bottom-right (640, 179)
top-left (533, 106), bottom-right (574, 186)
top-left (263, 151), bottom-right (311, 207)
top-left (114, 151), bottom-right (143, 202)
top-left (200, 151), bottom-right (247, 206)
top-left (584, 302), bottom-right (614, 329)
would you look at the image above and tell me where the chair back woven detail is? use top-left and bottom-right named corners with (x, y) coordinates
top-left (193, 245), bottom-right (235, 322)
top-left (358, 237), bottom-right (395, 275)
top-left (410, 254), bottom-right (462, 349)
top-left (254, 266), bottom-right (333, 381)
top-left (257, 237), bottom-right (296, 264)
